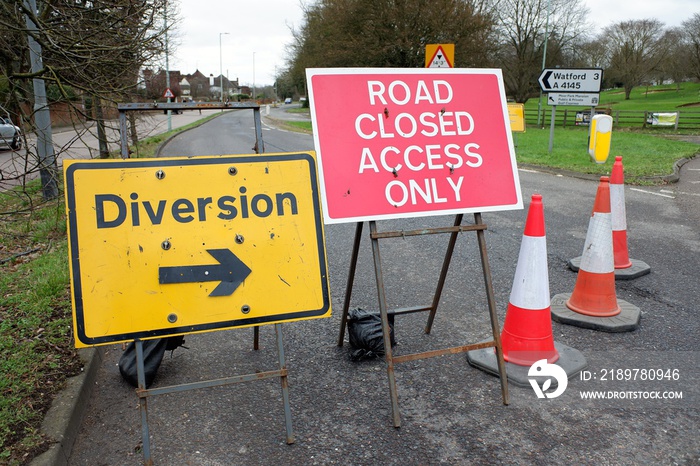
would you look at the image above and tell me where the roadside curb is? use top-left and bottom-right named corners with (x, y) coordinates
top-left (519, 153), bottom-right (698, 185)
top-left (30, 347), bottom-right (103, 466)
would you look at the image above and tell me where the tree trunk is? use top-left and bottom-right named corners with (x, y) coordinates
top-left (94, 97), bottom-right (109, 158)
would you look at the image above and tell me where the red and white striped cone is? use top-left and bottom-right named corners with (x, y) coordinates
top-left (500, 194), bottom-right (559, 365)
top-left (610, 156), bottom-right (651, 278)
top-left (468, 194), bottom-right (587, 387)
top-left (610, 156), bottom-right (632, 269)
top-left (568, 156), bottom-right (650, 279)
top-left (552, 177), bottom-right (641, 332)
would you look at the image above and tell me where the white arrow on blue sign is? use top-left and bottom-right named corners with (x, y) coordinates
top-left (538, 68), bottom-right (603, 94)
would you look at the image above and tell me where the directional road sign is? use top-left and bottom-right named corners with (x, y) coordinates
top-left (538, 68), bottom-right (603, 94)
top-left (64, 153), bottom-right (331, 347)
top-left (546, 93), bottom-right (600, 107)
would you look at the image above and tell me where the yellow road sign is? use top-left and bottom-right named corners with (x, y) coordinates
top-left (64, 153), bottom-right (331, 347)
top-left (507, 103), bottom-right (526, 133)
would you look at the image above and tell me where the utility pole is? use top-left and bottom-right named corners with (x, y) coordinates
top-left (23, 0), bottom-right (58, 200)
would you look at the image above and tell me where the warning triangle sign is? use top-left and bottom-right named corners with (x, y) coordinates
top-left (163, 87), bottom-right (175, 99)
top-left (427, 45), bottom-right (453, 68)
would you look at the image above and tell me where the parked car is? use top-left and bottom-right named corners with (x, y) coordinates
top-left (0, 108), bottom-right (21, 150)
top-left (284, 97), bottom-right (292, 104)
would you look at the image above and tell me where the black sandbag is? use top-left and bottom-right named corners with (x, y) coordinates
top-left (118, 338), bottom-right (168, 388)
top-left (347, 307), bottom-right (396, 361)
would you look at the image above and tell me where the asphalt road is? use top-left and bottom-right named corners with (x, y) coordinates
top-left (69, 110), bottom-right (699, 465)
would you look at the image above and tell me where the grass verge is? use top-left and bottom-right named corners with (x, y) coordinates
top-left (514, 127), bottom-right (699, 183)
top-left (0, 183), bottom-right (79, 466)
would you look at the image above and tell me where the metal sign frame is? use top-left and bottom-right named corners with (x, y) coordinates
top-left (337, 215), bottom-right (510, 427)
top-left (113, 102), bottom-right (297, 464)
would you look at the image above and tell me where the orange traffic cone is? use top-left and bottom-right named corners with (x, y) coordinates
top-left (500, 194), bottom-right (559, 365)
top-left (568, 156), bottom-right (650, 279)
top-left (610, 156), bottom-right (632, 269)
top-left (567, 176), bottom-right (619, 317)
top-left (468, 194), bottom-right (587, 387)
top-left (552, 177), bottom-right (641, 332)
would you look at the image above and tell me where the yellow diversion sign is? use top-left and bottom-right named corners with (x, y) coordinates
top-left (64, 152), bottom-right (331, 347)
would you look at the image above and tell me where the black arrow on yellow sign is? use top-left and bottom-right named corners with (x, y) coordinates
top-left (159, 249), bottom-right (252, 297)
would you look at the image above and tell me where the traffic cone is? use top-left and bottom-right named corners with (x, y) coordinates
top-left (567, 156), bottom-right (650, 279)
top-left (468, 194), bottom-right (587, 387)
top-left (610, 156), bottom-right (632, 269)
top-left (567, 176), bottom-right (619, 317)
top-left (500, 194), bottom-right (559, 365)
top-left (552, 177), bottom-right (641, 332)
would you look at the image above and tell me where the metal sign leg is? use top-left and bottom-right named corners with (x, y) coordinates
top-left (474, 213), bottom-right (509, 405)
top-left (369, 221), bottom-right (401, 428)
top-left (337, 222), bottom-right (364, 346)
top-left (274, 324), bottom-right (295, 444)
top-left (425, 214), bottom-right (463, 334)
top-left (135, 340), bottom-right (153, 465)
top-left (253, 107), bottom-right (264, 154)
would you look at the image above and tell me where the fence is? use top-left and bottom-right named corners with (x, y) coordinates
top-left (525, 108), bottom-right (700, 131)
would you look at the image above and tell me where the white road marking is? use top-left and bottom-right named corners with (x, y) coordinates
top-left (630, 188), bottom-right (675, 199)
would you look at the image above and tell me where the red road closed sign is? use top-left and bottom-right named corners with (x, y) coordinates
top-left (306, 68), bottom-right (522, 224)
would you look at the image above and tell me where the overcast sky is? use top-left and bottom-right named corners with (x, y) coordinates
top-left (169, 0), bottom-right (698, 87)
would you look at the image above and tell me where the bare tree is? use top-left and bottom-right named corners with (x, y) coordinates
top-left (602, 19), bottom-right (666, 100)
top-left (682, 13), bottom-right (700, 81)
top-left (0, 0), bottom-right (170, 194)
top-left (654, 27), bottom-right (690, 89)
top-left (491, 0), bottom-right (589, 103)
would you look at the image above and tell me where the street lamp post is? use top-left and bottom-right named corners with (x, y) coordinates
top-left (219, 32), bottom-right (229, 102)
top-left (253, 52), bottom-right (256, 101)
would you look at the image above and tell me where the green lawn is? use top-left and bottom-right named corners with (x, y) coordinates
top-left (514, 127), bottom-right (698, 183)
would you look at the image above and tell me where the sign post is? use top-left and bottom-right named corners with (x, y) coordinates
top-left (307, 68), bottom-right (519, 426)
top-left (538, 68), bottom-right (603, 154)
